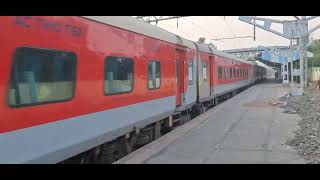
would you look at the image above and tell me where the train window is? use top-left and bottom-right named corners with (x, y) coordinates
top-left (8, 47), bottom-right (76, 107)
top-left (148, 61), bottom-right (161, 89)
top-left (218, 66), bottom-right (223, 80)
top-left (234, 68), bottom-right (236, 78)
top-left (176, 60), bottom-right (179, 86)
top-left (202, 61), bottom-right (207, 81)
top-left (188, 60), bottom-right (193, 84)
top-left (230, 68), bottom-right (232, 78)
top-left (237, 69), bottom-right (240, 78)
top-left (105, 56), bottom-right (134, 95)
top-left (224, 68), bottom-right (228, 79)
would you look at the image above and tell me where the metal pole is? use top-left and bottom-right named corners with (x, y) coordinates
top-left (302, 16), bottom-right (309, 88)
top-left (305, 35), bottom-right (309, 87)
top-left (299, 37), bottom-right (305, 94)
top-left (290, 40), bottom-right (294, 94)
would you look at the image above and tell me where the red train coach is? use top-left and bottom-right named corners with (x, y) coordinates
top-left (0, 16), bottom-right (255, 164)
top-left (193, 44), bottom-right (253, 113)
top-left (0, 16), bottom-right (199, 163)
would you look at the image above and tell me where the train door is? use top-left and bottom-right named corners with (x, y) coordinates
top-left (209, 56), bottom-right (214, 96)
top-left (176, 50), bottom-right (185, 107)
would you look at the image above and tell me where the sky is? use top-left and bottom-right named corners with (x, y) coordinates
top-left (151, 16), bottom-right (320, 50)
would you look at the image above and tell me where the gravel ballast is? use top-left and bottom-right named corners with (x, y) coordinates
top-left (280, 87), bottom-right (320, 164)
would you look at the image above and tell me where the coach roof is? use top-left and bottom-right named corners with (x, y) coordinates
top-left (81, 16), bottom-right (196, 50)
top-left (82, 16), bottom-right (248, 64)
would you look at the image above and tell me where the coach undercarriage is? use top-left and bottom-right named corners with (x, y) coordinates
top-left (61, 83), bottom-right (252, 164)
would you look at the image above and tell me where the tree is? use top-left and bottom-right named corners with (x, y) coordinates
top-left (307, 39), bottom-right (320, 67)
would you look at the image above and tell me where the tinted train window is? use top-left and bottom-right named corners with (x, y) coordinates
top-left (224, 68), bottom-right (228, 79)
top-left (8, 47), bottom-right (76, 107)
top-left (188, 60), bottom-right (193, 84)
top-left (148, 61), bottom-right (161, 89)
top-left (105, 56), bottom-right (133, 95)
top-left (234, 68), bottom-right (236, 78)
top-left (202, 61), bottom-right (207, 80)
top-left (230, 68), bottom-right (232, 78)
top-left (218, 66), bottom-right (222, 80)
top-left (176, 60), bottom-right (179, 86)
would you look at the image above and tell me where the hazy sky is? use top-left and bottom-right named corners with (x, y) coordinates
top-left (153, 16), bottom-right (320, 50)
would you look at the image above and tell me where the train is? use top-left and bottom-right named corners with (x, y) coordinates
top-left (0, 16), bottom-right (266, 164)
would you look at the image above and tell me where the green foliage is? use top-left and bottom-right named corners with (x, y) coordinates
top-left (308, 39), bottom-right (320, 67)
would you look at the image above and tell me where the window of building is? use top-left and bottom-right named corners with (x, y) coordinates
top-left (148, 61), bottom-right (161, 89)
top-left (188, 60), bottom-right (193, 84)
top-left (105, 56), bottom-right (134, 95)
top-left (218, 66), bottom-right (223, 80)
top-left (8, 47), bottom-right (76, 107)
top-left (202, 61), bottom-right (207, 80)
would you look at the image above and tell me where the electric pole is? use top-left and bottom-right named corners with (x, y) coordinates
top-left (239, 16), bottom-right (320, 96)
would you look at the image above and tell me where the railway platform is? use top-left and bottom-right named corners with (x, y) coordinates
top-left (115, 81), bottom-right (306, 164)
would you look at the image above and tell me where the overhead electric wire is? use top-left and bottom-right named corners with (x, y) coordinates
top-left (158, 22), bottom-right (196, 41)
top-left (219, 16), bottom-right (236, 38)
top-left (182, 17), bottom-right (217, 38)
